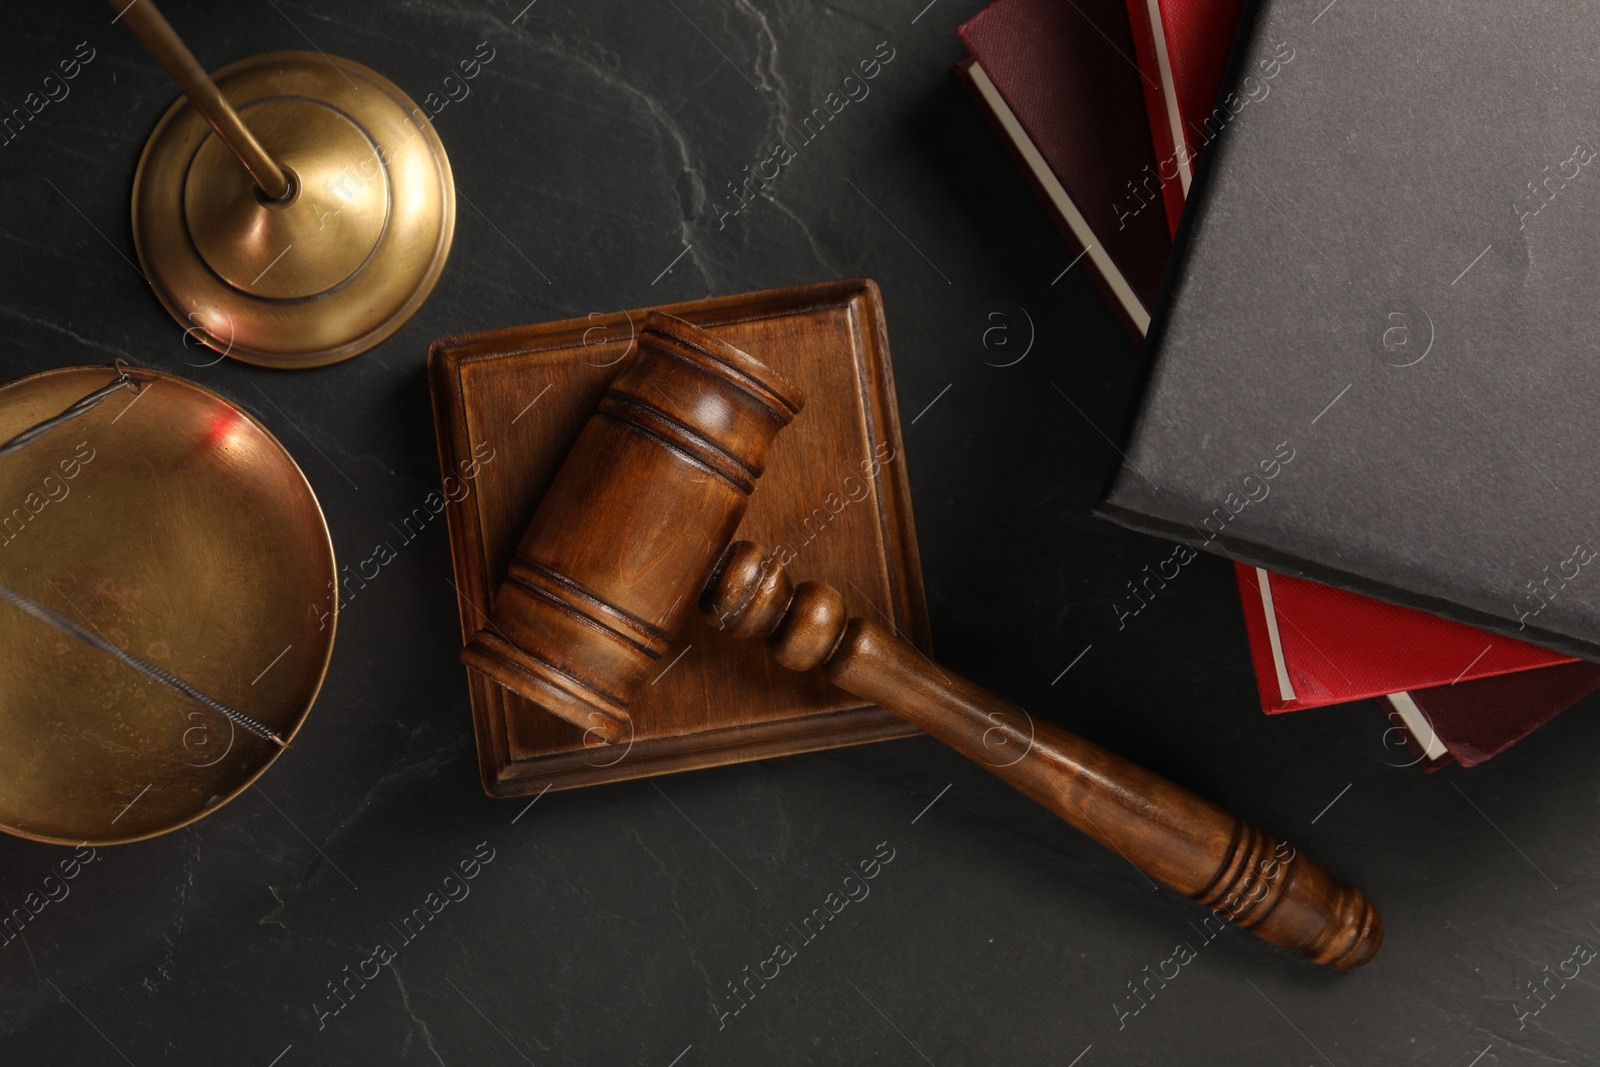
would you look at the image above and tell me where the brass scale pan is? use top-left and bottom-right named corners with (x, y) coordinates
top-left (0, 365), bottom-right (335, 844)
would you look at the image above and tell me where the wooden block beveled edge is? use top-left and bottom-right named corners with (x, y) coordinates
top-left (427, 277), bottom-right (931, 797)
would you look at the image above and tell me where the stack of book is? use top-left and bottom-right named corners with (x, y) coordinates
top-left (957, 0), bottom-right (1600, 769)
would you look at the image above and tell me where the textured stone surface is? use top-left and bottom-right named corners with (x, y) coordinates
top-left (0, 1), bottom-right (1597, 1064)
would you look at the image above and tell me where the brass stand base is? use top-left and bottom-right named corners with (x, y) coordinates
top-left (132, 51), bottom-right (455, 369)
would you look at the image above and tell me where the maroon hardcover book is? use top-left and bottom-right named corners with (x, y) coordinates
top-left (1391, 662), bottom-right (1600, 771)
top-left (957, 0), bottom-right (1172, 341)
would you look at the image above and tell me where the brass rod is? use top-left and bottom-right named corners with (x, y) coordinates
top-left (111, 0), bottom-right (292, 200)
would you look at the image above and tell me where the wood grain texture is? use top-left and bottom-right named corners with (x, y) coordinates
top-left (428, 279), bottom-right (929, 795)
top-left (459, 312), bottom-right (806, 744)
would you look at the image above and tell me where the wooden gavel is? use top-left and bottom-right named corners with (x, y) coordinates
top-left (461, 313), bottom-right (1382, 968)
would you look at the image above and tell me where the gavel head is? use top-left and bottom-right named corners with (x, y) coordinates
top-left (461, 312), bottom-right (804, 743)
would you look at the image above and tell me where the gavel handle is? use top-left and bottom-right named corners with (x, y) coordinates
top-left (827, 618), bottom-right (1379, 967)
top-left (703, 543), bottom-right (1381, 967)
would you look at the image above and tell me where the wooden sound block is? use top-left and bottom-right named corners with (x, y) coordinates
top-left (428, 279), bottom-right (930, 795)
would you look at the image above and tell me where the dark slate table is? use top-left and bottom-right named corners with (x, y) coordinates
top-left (3, 2), bottom-right (1596, 1064)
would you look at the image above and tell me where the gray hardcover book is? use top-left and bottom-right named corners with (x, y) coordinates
top-left (1098, 0), bottom-right (1600, 660)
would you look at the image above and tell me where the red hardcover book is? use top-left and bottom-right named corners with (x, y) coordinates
top-left (1122, 0), bottom-right (1247, 236)
top-left (956, 0), bottom-right (1173, 340)
top-left (1235, 566), bottom-right (1575, 714)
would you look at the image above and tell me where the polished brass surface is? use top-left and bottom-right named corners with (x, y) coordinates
top-left (113, 0), bottom-right (291, 200)
top-left (132, 52), bottom-right (456, 368)
top-left (0, 366), bottom-right (337, 844)
top-left (183, 99), bottom-right (388, 300)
